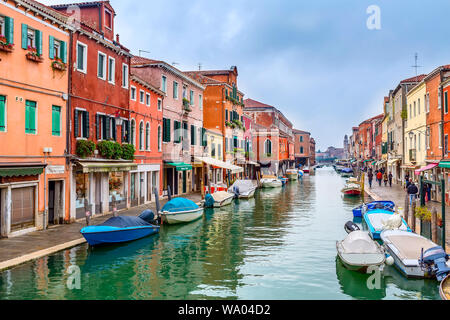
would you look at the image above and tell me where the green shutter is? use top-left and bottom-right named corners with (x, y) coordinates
top-left (83, 111), bottom-right (90, 138)
top-left (52, 106), bottom-right (61, 136)
top-left (445, 92), bottom-right (448, 113)
top-left (225, 110), bottom-right (228, 121)
top-left (35, 29), bottom-right (42, 56)
top-left (49, 35), bottom-right (54, 59)
top-left (0, 96), bottom-right (5, 131)
top-left (5, 17), bottom-right (14, 45)
top-left (191, 125), bottom-right (195, 145)
top-left (25, 101), bottom-right (36, 134)
top-left (202, 128), bottom-right (207, 147)
top-left (174, 120), bottom-right (180, 143)
top-left (61, 41), bottom-right (67, 63)
top-left (74, 110), bottom-right (79, 138)
top-left (21, 24), bottom-right (28, 49)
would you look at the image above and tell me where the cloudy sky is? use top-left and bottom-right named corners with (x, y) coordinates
top-left (42, 0), bottom-right (450, 151)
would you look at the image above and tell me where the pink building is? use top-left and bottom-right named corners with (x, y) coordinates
top-left (131, 57), bottom-right (205, 196)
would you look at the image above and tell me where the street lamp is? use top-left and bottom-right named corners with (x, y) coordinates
top-left (114, 111), bottom-right (123, 126)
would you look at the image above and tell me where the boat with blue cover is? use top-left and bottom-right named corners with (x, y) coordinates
top-left (364, 209), bottom-right (410, 240)
top-left (340, 168), bottom-right (354, 177)
top-left (353, 200), bottom-right (395, 218)
top-left (80, 210), bottom-right (160, 246)
top-left (160, 197), bottom-right (204, 224)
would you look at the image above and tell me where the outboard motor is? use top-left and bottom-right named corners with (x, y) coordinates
top-left (419, 246), bottom-right (450, 281)
top-left (344, 221), bottom-right (360, 234)
top-left (233, 186), bottom-right (240, 198)
top-left (204, 193), bottom-right (215, 208)
top-left (139, 209), bottom-right (159, 225)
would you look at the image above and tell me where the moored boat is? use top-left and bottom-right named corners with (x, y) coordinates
top-left (286, 169), bottom-right (299, 181)
top-left (340, 168), bottom-right (354, 178)
top-left (336, 230), bottom-right (386, 273)
top-left (261, 176), bottom-right (283, 188)
top-left (229, 180), bottom-right (257, 199)
top-left (341, 178), bottom-right (361, 196)
top-left (353, 200), bottom-right (395, 218)
top-left (381, 230), bottom-right (450, 279)
top-left (364, 209), bottom-right (410, 240)
top-left (204, 191), bottom-right (235, 208)
top-left (160, 198), bottom-right (204, 225)
top-left (80, 210), bottom-right (160, 246)
top-left (441, 274), bottom-right (450, 300)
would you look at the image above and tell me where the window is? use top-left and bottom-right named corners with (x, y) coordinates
top-left (409, 104), bottom-right (412, 119)
top-left (122, 64), bottom-right (129, 88)
top-left (413, 101), bottom-right (416, 117)
top-left (173, 81), bottom-right (178, 99)
top-left (130, 86), bottom-right (136, 101)
top-left (157, 99), bottom-right (162, 111)
top-left (426, 93), bottom-right (430, 113)
top-left (105, 9), bottom-right (112, 29)
top-left (108, 57), bottom-right (115, 84)
top-left (445, 135), bottom-right (449, 155)
top-left (52, 106), bottom-right (61, 136)
top-left (76, 42), bottom-right (87, 73)
top-left (0, 16), bottom-right (4, 37)
top-left (145, 122), bottom-right (150, 150)
top-left (445, 91), bottom-right (448, 114)
top-left (264, 139), bottom-right (272, 155)
top-left (98, 52), bottom-right (107, 80)
top-left (182, 86), bottom-right (187, 99)
top-left (191, 125), bottom-right (196, 146)
top-left (158, 125), bottom-right (162, 151)
top-left (439, 123), bottom-right (443, 148)
top-left (190, 90), bottom-right (194, 106)
top-left (418, 98), bottom-right (421, 115)
top-left (27, 28), bottom-right (35, 48)
top-left (162, 118), bottom-right (171, 142)
top-left (174, 120), bottom-right (181, 143)
top-left (218, 144), bottom-right (222, 158)
top-left (0, 95), bottom-right (6, 132)
top-left (49, 36), bottom-right (67, 63)
top-left (131, 119), bottom-right (136, 147)
top-left (139, 90), bottom-right (145, 104)
top-left (146, 93), bottom-right (150, 106)
top-left (211, 143), bottom-right (216, 157)
top-left (74, 109), bottom-right (89, 138)
top-left (161, 75), bottom-right (167, 93)
top-left (25, 100), bottom-right (37, 134)
top-left (199, 94), bottom-right (203, 110)
top-left (427, 126), bottom-right (430, 149)
top-left (300, 136), bottom-right (303, 142)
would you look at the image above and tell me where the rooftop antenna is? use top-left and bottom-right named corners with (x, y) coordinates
top-left (139, 50), bottom-right (151, 57)
top-left (411, 52), bottom-right (423, 80)
top-left (198, 63), bottom-right (202, 71)
top-left (172, 62), bottom-right (179, 66)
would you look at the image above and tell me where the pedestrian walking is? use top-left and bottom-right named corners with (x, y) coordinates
top-left (368, 171), bottom-right (373, 188)
top-left (376, 171), bottom-right (382, 186)
top-left (406, 178), bottom-right (412, 189)
top-left (383, 172), bottom-right (388, 186)
top-left (407, 180), bottom-right (419, 206)
top-left (404, 174), bottom-right (410, 188)
top-left (388, 173), bottom-right (393, 187)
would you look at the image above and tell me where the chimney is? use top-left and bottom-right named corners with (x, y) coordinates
top-left (116, 34), bottom-right (120, 43)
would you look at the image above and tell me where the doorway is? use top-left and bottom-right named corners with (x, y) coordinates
top-left (48, 180), bottom-right (63, 225)
top-left (182, 171), bottom-right (187, 194)
top-left (94, 173), bottom-right (102, 214)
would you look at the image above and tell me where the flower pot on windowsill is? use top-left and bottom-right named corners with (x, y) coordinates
top-left (26, 52), bottom-right (43, 63)
top-left (0, 42), bottom-right (14, 53)
top-left (51, 59), bottom-right (66, 71)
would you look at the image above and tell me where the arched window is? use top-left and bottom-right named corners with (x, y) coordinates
top-left (264, 139), bottom-right (272, 155)
top-left (131, 119), bottom-right (136, 147)
top-left (139, 121), bottom-right (144, 150)
top-left (145, 122), bottom-right (150, 150)
top-left (158, 125), bottom-right (162, 152)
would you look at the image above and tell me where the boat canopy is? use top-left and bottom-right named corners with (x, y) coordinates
top-left (162, 198), bottom-right (199, 213)
top-left (415, 163), bottom-right (438, 175)
top-left (230, 180), bottom-right (255, 193)
top-left (341, 231), bottom-right (380, 254)
top-left (99, 216), bottom-right (151, 228)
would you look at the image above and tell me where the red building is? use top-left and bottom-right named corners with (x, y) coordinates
top-left (51, 1), bottom-right (134, 220)
top-left (128, 74), bottom-right (164, 208)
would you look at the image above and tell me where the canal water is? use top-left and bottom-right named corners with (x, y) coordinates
top-left (0, 167), bottom-right (441, 300)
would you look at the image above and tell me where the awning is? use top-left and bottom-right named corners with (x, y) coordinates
top-left (371, 161), bottom-right (377, 165)
top-left (166, 162), bottom-right (192, 172)
top-left (194, 157), bottom-right (243, 173)
top-left (388, 159), bottom-right (400, 166)
top-left (363, 159), bottom-right (374, 163)
top-left (0, 165), bottom-right (45, 177)
top-left (439, 161), bottom-right (450, 169)
top-left (377, 160), bottom-right (387, 166)
top-left (415, 163), bottom-right (438, 175)
top-left (77, 161), bottom-right (137, 173)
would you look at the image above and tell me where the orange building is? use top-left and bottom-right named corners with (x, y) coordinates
top-left (128, 74), bottom-right (164, 207)
top-left (0, 0), bottom-right (70, 236)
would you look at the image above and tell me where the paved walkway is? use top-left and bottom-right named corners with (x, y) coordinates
top-left (364, 177), bottom-right (449, 251)
top-left (0, 193), bottom-right (202, 271)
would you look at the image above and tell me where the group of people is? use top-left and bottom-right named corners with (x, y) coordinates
top-left (367, 167), bottom-right (392, 189)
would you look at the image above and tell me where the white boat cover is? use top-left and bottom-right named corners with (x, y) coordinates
top-left (211, 191), bottom-right (234, 202)
top-left (341, 231), bottom-right (380, 254)
top-left (230, 180), bottom-right (255, 194)
top-left (367, 213), bottom-right (408, 232)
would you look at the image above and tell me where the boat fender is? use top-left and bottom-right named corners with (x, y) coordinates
top-left (385, 255), bottom-right (394, 266)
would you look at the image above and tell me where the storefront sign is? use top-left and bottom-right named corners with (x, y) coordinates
top-left (46, 165), bottom-right (65, 174)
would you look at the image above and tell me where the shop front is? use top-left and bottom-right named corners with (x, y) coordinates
top-left (72, 160), bottom-right (136, 220)
top-left (0, 163), bottom-right (46, 237)
top-left (163, 162), bottom-right (192, 196)
top-left (129, 164), bottom-right (161, 207)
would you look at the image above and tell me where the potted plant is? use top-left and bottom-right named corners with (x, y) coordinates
top-left (0, 36), bottom-right (14, 52)
top-left (76, 140), bottom-right (96, 158)
top-left (121, 143), bottom-right (136, 160)
top-left (51, 57), bottom-right (66, 71)
top-left (26, 46), bottom-right (43, 62)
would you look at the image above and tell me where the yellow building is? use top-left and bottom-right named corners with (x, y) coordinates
top-left (404, 80), bottom-right (427, 180)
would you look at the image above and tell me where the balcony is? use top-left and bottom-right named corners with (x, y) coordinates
top-left (409, 149), bottom-right (417, 162)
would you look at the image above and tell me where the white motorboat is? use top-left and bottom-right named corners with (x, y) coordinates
top-left (336, 230), bottom-right (385, 273)
top-left (160, 197), bottom-right (204, 225)
top-left (204, 191), bottom-right (235, 208)
top-left (286, 169), bottom-right (298, 181)
top-left (229, 180), bottom-right (257, 199)
top-left (261, 176), bottom-right (283, 188)
top-left (381, 230), bottom-right (450, 279)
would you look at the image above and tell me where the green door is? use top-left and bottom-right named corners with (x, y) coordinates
top-left (182, 171), bottom-right (187, 193)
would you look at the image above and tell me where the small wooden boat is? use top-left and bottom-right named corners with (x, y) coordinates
top-left (340, 168), bottom-right (354, 178)
top-left (160, 198), bottom-right (204, 224)
top-left (204, 191), bottom-right (235, 208)
top-left (279, 177), bottom-right (288, 186)
top-left (229, 180), bottom-right (257, 199)
top-left (336, 230), bottom-right (386, 273)
top-left (261, 175), bottom-right (283, 188)
top-left (286, 169), bottom-right (298, 181)
top-left (381, 230), bottom-right (450, 279)
top-left (440, 274), bottom-right (450, 300)
top-left (80, 210), bottom-right (160, 246)
top-left (341, 178), bottom-right (361, 196)
top-left (364, 209), bottom-right (410, 240)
